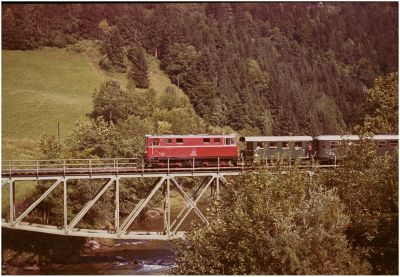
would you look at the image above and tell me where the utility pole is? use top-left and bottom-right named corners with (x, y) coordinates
top-left (58, 121), bottom-right (60, 141)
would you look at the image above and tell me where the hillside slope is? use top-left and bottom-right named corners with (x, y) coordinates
top-left (2, 47), bottom-right (185, 160)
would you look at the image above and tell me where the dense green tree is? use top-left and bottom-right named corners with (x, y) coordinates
top-left (319, 139), bottom-right (398, 274)
top-left (2, 8), bottom-right (18, 49)
top-left (126, 43), bottom-right (149, 89)
top-left (158, 86), bottom-right (187, 110)
top-left (38, 133), bottom-right (65, 160)
top-left (66, 118), bottom-right (121, 158)
top-left (356, 72), bottom-right (398, 134)
top-left (174, 168), bottom-right (370, 274)
top-left (99, 26), bottom-right (126, 72)
top-left (129, 88), bottom-right (158, 119)
top-left (161, 43), bottom-right (199, 88)
top-left (91, 80), bottom-right (135, 124)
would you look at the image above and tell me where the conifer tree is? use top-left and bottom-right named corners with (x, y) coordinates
top-left (127, 44), bottom-right (149, 89)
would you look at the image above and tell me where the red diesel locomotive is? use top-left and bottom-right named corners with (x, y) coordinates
top-left (144, 134), bottom-right (238, 167)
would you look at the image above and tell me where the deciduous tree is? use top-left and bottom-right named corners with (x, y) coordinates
top-left (91, 80), bottom-right (135, 124)
top-left (174, 168), bottom-right (370, 275)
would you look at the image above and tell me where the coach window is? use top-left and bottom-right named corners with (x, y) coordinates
top-left (256, 142), bottom-right (264, 150)
top-left (214, 138), bottom-right (221, 143)
top-left (176, 138), bottom-right (183, 144)
top-left (269, 142), bottom-right (277, 149)
top-left (330, 141), bottom-right (339, 149)
top-left (295, 141), bottom-right (302, 150)
top-left (389, 140), bottom-right (398, 148)
top-left (282, 142), bottom-right (289, 150)
top-left (203, 138), bottom-right (210, 144)
top-left (377, 140), bottom-right (386, 148)
top-left (167, 138), bottom-right (173, 144)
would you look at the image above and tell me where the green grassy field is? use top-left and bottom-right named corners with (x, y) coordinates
top-left (2, 47), bottom-right (108, 159)
top-left (2, 46), bottom-right (186, 160)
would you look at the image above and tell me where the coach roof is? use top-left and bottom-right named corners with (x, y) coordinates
top-left (244, 136), bottom-right (313, 142)
top-left (314, 134), bottom-right (398, 141)
top-left (313, 135), bottom-right (360, 141)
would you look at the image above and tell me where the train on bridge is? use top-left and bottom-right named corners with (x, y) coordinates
top-left (2, 134), bottom-right (397, 178)
top-left (2, 134), bottom-right (397, 240)
top-left (144, 134), bottom-right (398, 166)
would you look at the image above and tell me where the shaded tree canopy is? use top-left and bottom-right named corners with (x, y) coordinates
top-left (356, 72), bottom-right (398, 134)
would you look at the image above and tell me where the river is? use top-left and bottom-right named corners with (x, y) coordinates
top-left (3, 206), bottom-right (204, 275)
top-left (28, 240), bottom-right (177, 275)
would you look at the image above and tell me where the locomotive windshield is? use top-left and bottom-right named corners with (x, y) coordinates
top-left (225, 138), bottom-right (235, 145)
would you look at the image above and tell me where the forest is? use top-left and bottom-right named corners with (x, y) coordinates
top-left (2, 2), bottom-right (398, 135)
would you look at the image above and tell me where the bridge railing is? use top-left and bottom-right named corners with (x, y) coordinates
top-left (2, 158), bottom-right (141, 176)
top-left (2, 157), bottom-right (244, 177)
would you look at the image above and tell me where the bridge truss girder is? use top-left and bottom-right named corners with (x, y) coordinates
top-left (1, 172), bottom-right (238, 240)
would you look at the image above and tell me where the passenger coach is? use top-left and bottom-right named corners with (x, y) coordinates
top-left (241, 136), bottom-right (313, 162)
top-left (314, 134), bottom-right (398, 162)
top-left (144, 134), bottom-right (238, 167)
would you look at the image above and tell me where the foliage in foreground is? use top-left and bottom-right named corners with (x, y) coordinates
top-left (173, 168), bottom-right (370, 275)
top-left (356, 71), bottom-right (398, 135)
top-left (320, 139), bottom-right (398, 274)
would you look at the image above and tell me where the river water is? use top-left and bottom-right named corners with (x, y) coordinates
top-left (33, 240), bottom-right (177, 275)
top-left (8, 206), bottom-right (205, 275)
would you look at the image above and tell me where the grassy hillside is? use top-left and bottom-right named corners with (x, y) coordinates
top-left (2, 46), bottom-right (186, 160)
top-left (146, 55), bottom-right (184, 98)
top-left (3, 48), bottom-right (101, 139)
top-left (2, 47), bottom-right (104, 159)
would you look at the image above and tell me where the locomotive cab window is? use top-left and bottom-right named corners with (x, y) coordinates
top-left (203, 138), bottom-right (210, 143)
top-left (256, 142), bottom-right (264, 149)
top-left (176, 138), bottom-right (183, 144)
top-left (153, 139), bottom-right (159, 146)
top-left (167, 138), bottom-right (173, 144)
top-left (225, 138), bottom-right (234, 145)
top-left (214, 138), bottom-right (221, 143)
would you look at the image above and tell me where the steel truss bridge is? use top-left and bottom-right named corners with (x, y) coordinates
top-left (2, 158), bottom-right (330, 240)
top-left (2, 158), bottom-right (245, 240)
